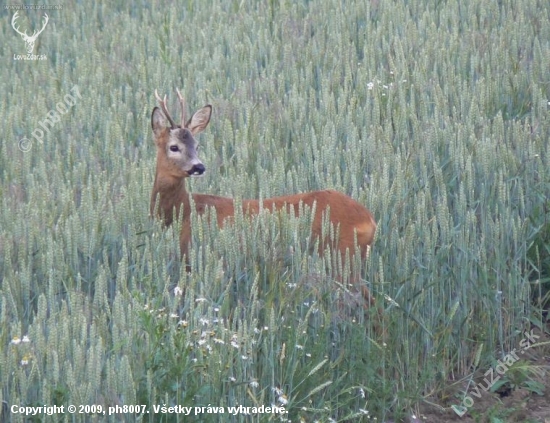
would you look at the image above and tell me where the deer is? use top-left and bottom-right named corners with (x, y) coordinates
top-left (150, 90), bottom-right (377, 304)
top-left (12, 12), bottom-right (49, 54)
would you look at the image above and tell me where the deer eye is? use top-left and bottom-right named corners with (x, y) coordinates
top-left (169, 145), bottom-right (179, 152)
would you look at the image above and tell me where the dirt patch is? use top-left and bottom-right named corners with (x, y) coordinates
top-left (417, 329), bottom-right (550, 423)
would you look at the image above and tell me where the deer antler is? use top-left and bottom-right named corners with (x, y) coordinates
top-left (33, 13), bottom-right (49, 38)
top-left (154, 90), bottom-right (177, 128)
top-left (11, 12), bottom-right (28, 37)
top-left (176, 89), bottom-right (187, 127)
top-left (12, 12), bottom-right (49, 38)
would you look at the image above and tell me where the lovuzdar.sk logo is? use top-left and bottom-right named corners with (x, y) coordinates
top-left (12, 11), bottom-right (49, 60)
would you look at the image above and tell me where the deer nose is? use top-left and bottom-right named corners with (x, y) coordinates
top-left (189, 163), bottom-right (205, 176)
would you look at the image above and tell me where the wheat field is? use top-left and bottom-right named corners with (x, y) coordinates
top-left (1, 1), bottom-right (549, 422)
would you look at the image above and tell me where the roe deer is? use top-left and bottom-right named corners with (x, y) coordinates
top-left (150, 90), bottom-right (377, 302)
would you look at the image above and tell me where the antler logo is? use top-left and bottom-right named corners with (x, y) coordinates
top-left (12, 12), bottom-right (49, 54)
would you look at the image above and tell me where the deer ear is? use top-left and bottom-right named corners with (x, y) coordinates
top-left (151, 107), bottom-right (167, 138)
top-left (186, 105), bottom-right (212, 135)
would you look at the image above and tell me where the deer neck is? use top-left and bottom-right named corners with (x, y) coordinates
top-left (150, 172), bottom-right (191, 227)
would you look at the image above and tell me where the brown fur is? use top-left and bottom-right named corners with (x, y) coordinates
top-left (150, 91), bottom-right (377, 303)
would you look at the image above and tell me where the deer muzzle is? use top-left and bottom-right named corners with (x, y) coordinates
top-left (188, 163), bottom-right (205, 176)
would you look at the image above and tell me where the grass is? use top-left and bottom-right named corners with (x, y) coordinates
top-left (1, 0), bottom-right (549, 421)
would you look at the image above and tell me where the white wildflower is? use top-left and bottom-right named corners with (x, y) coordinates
top-left (278, 395), bottom-right (288, 405)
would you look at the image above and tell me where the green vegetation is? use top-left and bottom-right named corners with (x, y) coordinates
top-left (1, 0), bottom-right (549, 421)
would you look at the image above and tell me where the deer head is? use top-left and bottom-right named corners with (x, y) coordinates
top-left (151, 89), bottom-right (212, 180)
top-left (12, 12), bottom-right (49, 54)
